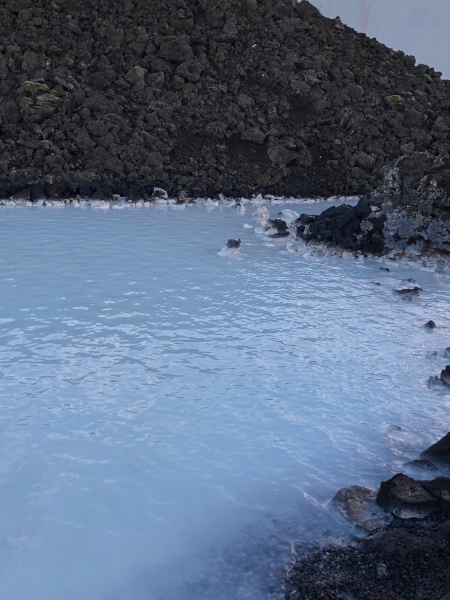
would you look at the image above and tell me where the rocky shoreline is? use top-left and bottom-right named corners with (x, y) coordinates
top-left (284, 433), bottom-right (450, 600)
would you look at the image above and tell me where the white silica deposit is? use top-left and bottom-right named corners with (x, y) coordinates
top-left (1, 200), bottom-right (450, 600)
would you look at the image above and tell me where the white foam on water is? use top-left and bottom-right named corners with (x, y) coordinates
top-left (0, 200), bottom-right (450, 600)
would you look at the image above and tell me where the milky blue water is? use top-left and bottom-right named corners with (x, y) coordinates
top-left (1, 201), bottom-right (450, 600)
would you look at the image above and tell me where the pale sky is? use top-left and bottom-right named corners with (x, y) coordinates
top-left (315, 0), bottom-right (450, 79)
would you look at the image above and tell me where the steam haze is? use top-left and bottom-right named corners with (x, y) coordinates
top-left (316, 0), bottom-right (450, 79)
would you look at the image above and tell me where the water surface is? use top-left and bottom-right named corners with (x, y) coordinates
top-left (0, 201), bottom-right (449, 600)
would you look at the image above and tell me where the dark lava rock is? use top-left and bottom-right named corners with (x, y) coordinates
top-left (296, 152), bottom-right (450, 257)
top-left (441, 366), bottom-right (450, 387)
top-left (380, 267), bottom-right (390, 272)
top-left (423, 432), bottom-right (450, 464)
top-left (425, 320), bottom-right (437, 329)
top-left (296, 198), bottom-right (385, 253)
top-left (332, 485), bottom-right (392, 533)
top-left (267, 218), bottom-right (288, 233)
top-left (421, 477), bottom-right (450, 507)
top-left (0, 0), bottom-right (449, 198)
top-left (394, 286), bottom-right (422, 299)
top-left (376, 473), bottom-right (437, 518)
top-left (226, 238), bottom-right (241, 249)
top-left (406, 459), bottom-right (438, 472)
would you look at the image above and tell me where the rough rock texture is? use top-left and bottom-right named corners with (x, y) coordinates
top-left (423, 431), bottom-right (450, 464)
top-left (296, 152), bottom-right (450, 256)
top-left (285, 522), bottom-right (450, 600)
top-left (376, 473), bottom-right (438, 519)
top-left (332, 485), bottom-right (392, 533)
top-left (0, 0), bottom-right (449, 198)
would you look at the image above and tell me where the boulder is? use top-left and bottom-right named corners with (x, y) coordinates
top-left (267, 218), bottom-right (288, 233)
top-left (333, 485), bottom-right (392, 532)
top-left (376, 473), bottom-right (437, 519)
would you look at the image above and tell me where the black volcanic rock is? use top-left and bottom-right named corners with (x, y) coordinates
top-left (297, 152), bottom-right (450, 257)
top-left (376, 473), bottom-right (438, 519)
top-left (0, 0), bottom-right (449, 198)
top-left (423, 432), bottom-right (450, 464)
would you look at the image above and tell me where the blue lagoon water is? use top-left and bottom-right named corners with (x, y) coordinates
top-left (1, 201), bottom-right (450, 599)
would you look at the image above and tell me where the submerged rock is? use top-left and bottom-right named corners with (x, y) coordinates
top-left (394, 286), bottom-right (422, 300)
top-left (333, 485), bottom-right (392, 533)
top-left (405, 459), bottom-right (438, 472)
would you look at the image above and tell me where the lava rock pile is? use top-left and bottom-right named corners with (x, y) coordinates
top-left (0, 0), bottom-right (449, 199)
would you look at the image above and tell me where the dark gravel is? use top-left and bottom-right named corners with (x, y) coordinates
top-left (285, 518), bottom-right (450, 600)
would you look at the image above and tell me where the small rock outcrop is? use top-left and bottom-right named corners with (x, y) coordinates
top-left (297, 152), bottom-right (450, 258)
top-left (332, 485), bottom-right (391, 532)
top-left (376, 473), bottom-right (438, 519)
top-left (226, 238), bottom-right (241, 249)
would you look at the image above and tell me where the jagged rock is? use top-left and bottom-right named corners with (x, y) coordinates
top-left (441, 366), bottom-right (450, 387)
top-left (297, 152), bottom-right (450, 258)
top-left (226, 238), bottom-right (241, 249)
top-left (376, 473), bottom-right (438, 519)
top-left (423, 432), bottom-right (450, 464)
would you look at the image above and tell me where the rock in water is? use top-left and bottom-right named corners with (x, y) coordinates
top-left (423, 432), bottom-right (450, 464)
top-left (376, 473), bottom-right (438, 519)
top-left (394, 287), bottom-right (422, 300)
top-left (425, 320), bottom-right (436, 329)
top-left (252, 206), bottom-right (270, 218)
top-left (0, 1), bottom-right (449, 199)
top-left (226, 238), bottom-right (241, 249)
top-left (267, 218), bottom-right (288, 233)
top-left (296, 153), bottom-right (450, 258)
top-left (441, 366), bottom-right (450, 387)
top-left (332, 485), bottom-right (392, 532)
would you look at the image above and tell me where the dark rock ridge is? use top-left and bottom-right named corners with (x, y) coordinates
top-left (297, 152), bottom-right (450, 256)
top-left (0, 0), bottom-right (449, 199)
top-left (423, 431), bottom-right (450, 464)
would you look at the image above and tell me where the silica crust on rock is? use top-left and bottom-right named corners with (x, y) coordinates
top-left (296, 152), bottom-right (450, 257)
top-left (0, 0), bottom-right (449, 199)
